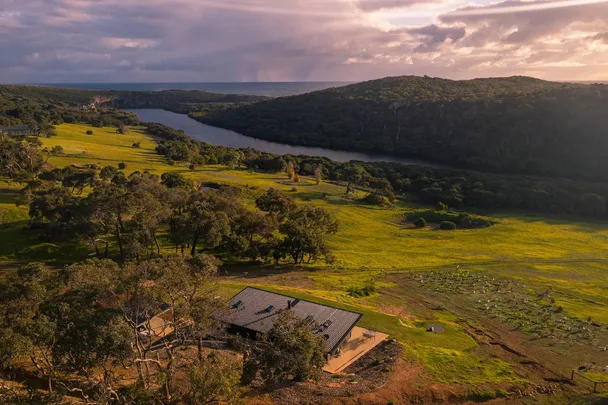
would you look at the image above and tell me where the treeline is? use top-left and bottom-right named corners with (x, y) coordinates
top-left (147, 122), bottom-right (608, 219)
top-left (0, 85), bottom-right (264, 129)
top-left (27, 166), bottom-right (339, 264)
top-left (0, 85), bottom-right (139, 132)
top-left (0, 257), bottom-right (326, 403)
top-left (107, 89), bottom-right (267, 112)
top-left (195, 76), bottom-right (608, 180)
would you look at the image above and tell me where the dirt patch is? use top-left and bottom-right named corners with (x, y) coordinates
top-left (255, 340), bottom-right (403, 405)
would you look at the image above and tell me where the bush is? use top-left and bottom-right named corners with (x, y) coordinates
top-left (189, 164), bottom-right (196, 171)
top-left (132, 141), bottom-right (141, 148)
top-left (414, 217), bottom-right (427, 228)
top-left (440, 221), bottom-right (456, 230)
top-left (86, 130), bottom-right (93, 135)
top-left (436, 202), bottom-right (448, 211)
top-left (118, 162), bottom-right (127, 170)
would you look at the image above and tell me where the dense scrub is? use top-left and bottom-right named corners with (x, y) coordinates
top-left (197, 76), bottom-right (608, 179)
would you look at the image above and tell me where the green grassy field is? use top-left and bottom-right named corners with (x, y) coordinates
top-left (2, 122), bottom-right (608, 392)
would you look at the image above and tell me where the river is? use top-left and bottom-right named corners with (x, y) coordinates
top-left (128, 109), bottom-right (441, 167)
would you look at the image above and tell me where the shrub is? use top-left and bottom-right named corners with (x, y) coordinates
top-left (440, 221), bottom-right (456, 230)
top-left (86, 130), bottom-right (93, 135)
top-left (436, 201), bottom-right (448, 211)
top-left (414, 217), bottom-right (427, 228)
top-left (132, 141), bottom-right (141, 148)
top-left (118, 162), bottom-right (127, 170)
top-left (189, 164), bottom-right (196, 171)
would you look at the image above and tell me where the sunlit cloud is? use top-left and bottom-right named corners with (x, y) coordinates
top-left (448, 0), bottom-right (608, 16)
top-left (0, 0), bottom-right (607, 82)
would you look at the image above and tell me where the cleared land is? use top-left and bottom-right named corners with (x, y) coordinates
top-left (1, 123), bottom-right (607, 403)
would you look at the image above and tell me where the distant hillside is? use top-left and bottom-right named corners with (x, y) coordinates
top-left (198, 76), bottom-right (608, 179)
top-left (0, 85), bottom-right (266, 127)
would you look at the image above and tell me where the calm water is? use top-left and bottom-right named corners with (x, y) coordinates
top-left (43, 82), bottom-right (352, 97)
top-left (128, 109), bottom-right (441, 167)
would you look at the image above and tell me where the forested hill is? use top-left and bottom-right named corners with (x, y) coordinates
top-left (0, 85), bottom-right (266, 127)
top-left (198, 76), bottom-right (608, 179)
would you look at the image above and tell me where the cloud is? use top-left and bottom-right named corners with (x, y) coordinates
top-left (355, 0), bottom-right (442, 12)
top-left (0, 0), bottom-right (607, 83)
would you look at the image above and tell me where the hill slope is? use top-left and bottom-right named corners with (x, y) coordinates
top-left (198, 76), bottom-right (608, 179)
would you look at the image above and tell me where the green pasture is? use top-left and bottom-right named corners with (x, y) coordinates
top-left (1, 122), bottom-right (607, 387)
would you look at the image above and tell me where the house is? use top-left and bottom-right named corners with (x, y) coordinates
top-left (216, 287), bottom-right (388, 373)
top-left (0, 124), bottom-right (40, 137)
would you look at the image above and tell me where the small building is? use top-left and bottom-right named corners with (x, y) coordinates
top-left (216, 287), bottom-right (389, 373)
top-left (132, 302), bottom-right (174, 344)
top-left (0, 124), bottom-right (40, 137)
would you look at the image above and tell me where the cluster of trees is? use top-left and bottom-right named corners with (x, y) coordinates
top-left (27, 166), bottom-right (339, 264)
top-left (146, 122), bottom-right (608, 219)
top-left (0, 257), bottom-right (326, 404)
top-left (194, 76), bottom-right (608, 180)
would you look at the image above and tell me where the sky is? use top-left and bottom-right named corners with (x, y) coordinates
top-left (1, 0), bottom-right (607, 83)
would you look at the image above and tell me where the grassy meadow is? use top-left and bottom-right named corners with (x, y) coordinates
top-left (2, 122), bottom-right (607, 392)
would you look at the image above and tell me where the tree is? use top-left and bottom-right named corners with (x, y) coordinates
top-left (100, 165), bottom-right (119, 181)
top-left (293, 173), bottom-right (301, 183)
top-left (242, 310), bottom-right (326, 387)
top-left (227, 209), bottom-right (278, 262)
top-left (414, 217), bottom-right (427, 228)
top-left (86, 130), bottom-right (94, 135)
top-left (341, 165), bottom-right (367, 195)
top-left (0, 135), bottom-right (45, 182)
top-left (278, 206), bottom-right (339, 264)
top-left (49, 145), bottom-right (64, 156)
top-left (0, 263), bottom-right (61, 393)
top-left (180, 352), bottom-right (243, 405)
top-left (161, 172), bottom-right (192, 189)
top-left (255, 188), bottom-right (296, 216)
top-left (86, 183), bottom-right (136, 260)
top-left (314, 166), bottom-right (322, 185)
top-left (436, 201), bottom-right (448, 211)
top-left (118, 162), bottom-right (127, 170)
top-left (286, 161), bottom-right (295, 180)
top-left (440, 221), bottom-right (457, 230)
top-left (179, 190), bottom-right (241, 255)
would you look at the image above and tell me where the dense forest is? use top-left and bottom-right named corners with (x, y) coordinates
top-left (3, 84), bottom-right (608, 219)
top-left (193, 76), bottom-right (608, 180)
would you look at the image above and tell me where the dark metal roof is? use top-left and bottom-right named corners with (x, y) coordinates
top-left (217, 287), bottom-right (363, 354)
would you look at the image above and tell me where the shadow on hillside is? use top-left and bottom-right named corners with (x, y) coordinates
top-left (220, 263), bottom-right (324, 279)
top-left (506, 213), bottom-right (608, 234)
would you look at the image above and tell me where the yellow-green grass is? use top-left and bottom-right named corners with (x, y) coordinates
top-left (0, 177), bottom-right (28, 224)
top-left (3, 122), bottom-right (607, 385)
top-left (0, 123), bottom-right (602, 320)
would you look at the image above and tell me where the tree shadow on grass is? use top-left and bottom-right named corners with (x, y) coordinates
top-left (220, 263), bottom-right (325, 280)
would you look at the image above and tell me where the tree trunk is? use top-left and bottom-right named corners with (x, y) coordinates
top-left (191, 233), bottom-right (199, 256)
top-left (115, 222), bottom-right (124, 260)
top-left (154, 234), bottom-right (161, 254)
top-left (197, 337), bottom-right (204, 363)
